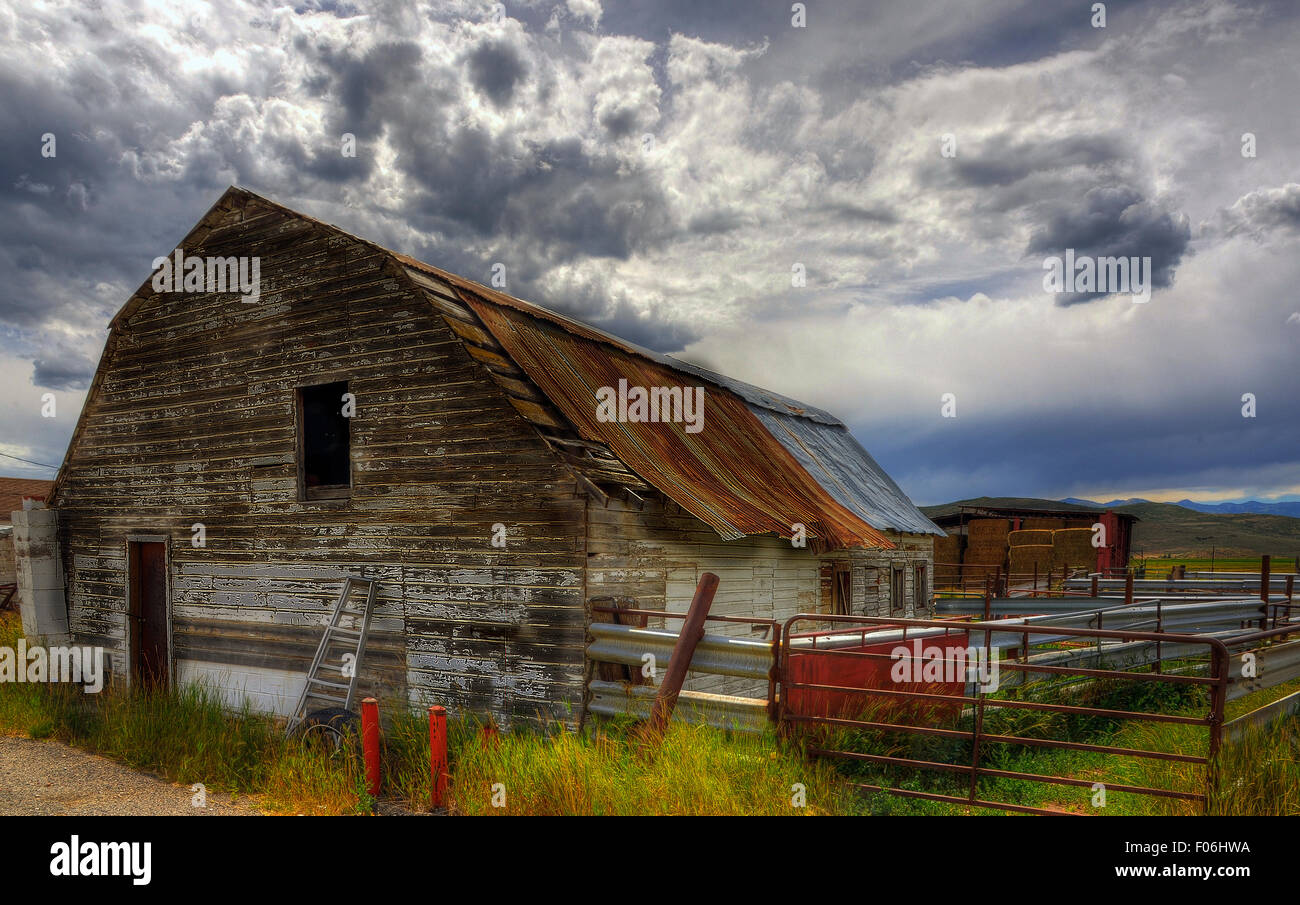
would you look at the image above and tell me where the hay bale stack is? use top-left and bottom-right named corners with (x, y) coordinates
top-left (963, 519), bottom-right (1009, 572)
top-left (967, 518), bottom-right (1010, 543)
top-left (1008, 529), bottom-right (1053, 547)
top-left (1009, 544), bottom-right (1053, 576)
top-left (1051, 528), bottom-right (1095, 572)
top-left (1022, 517), bottom-right (1067, 530)
top-left (963, 545), bottom-right (1007, 569)
top-left (934, 533), bottom-right (961, 563)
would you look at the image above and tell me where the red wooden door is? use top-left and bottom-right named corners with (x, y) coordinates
top-left (129, 541), bottom-right (169, 689)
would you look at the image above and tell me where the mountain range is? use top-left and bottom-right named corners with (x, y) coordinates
top-left (1061, 497), bottom-right (1300, 518)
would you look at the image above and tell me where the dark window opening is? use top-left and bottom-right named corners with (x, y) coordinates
top-left (890, 565), bottom-right (906, 614)
top-left (298, 381), bottom-right (351, 499)
top-left (821, 561), bottom-right (851, 615)
top-left (832, 562), bottom-right (852, 615)
top-left (914, 564), bottom-right (928, 613)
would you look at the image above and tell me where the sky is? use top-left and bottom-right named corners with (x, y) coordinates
top-left (0, 0), bottom-right (1297, 506)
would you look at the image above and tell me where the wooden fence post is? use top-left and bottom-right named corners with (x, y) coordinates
top-left (647, 573), bottom-right (720, 738)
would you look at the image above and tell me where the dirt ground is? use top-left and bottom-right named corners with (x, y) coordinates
top-left (0, 736), bottom-right (260, 816)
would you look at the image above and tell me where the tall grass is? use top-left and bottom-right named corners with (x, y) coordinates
top-left (446, 718), bottom-right (851, 816)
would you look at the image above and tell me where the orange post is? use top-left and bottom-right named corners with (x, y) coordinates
top-left (361, 697), bottom-right (381, 797)
top-left (428, 705), bottom-right (448, 810)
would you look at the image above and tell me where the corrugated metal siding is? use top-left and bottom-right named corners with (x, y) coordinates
top-left (468, 298), bottom-right (894, 550)
top-left (749, 408), bottom-right (943, 536)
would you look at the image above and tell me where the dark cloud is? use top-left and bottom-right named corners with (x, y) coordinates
top-left (862, 405), bottom-right (1300, 508)
top-left (466, 39), bottom-right (527, 107)
top-left (32, 349), bottom-right (95, 391)
top-left (925, 133), bottom-right (1127, 190)
top-left (0, 0), bottom-right (1296, 509)
top-left (1025, 186), bottom-right (1191, 304)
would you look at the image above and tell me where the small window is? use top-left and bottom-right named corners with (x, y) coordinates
top-left (890, 564), bottom-right (906, 614)
top-left (298, 381), bottom-right (351, 499)
top-left (913, 564), bottom-right (928, 613)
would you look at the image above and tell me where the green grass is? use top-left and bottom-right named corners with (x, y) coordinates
top-left (1134, 556), bottom-right (1297, 578)
top-left (0, 613), bottom-right (848, 816)
top-left (814, 672), bottom-right (1300, 816)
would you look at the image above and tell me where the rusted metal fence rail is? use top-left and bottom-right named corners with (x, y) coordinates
top-left (777, 614), bottom-right (1234, 816)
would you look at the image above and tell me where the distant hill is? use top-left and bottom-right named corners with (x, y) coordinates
top-left (1063, 496), bottom-right (1300, 519)
top-left (923, 495), bottom-right (1300, 557)
top-left (1113, 501), bottom-right (1300, 558)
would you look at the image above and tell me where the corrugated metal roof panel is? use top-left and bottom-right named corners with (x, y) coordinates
top-left (749, 407), bottom-right (944, 536)
top-left (466, 297), bottom-right (894, 550)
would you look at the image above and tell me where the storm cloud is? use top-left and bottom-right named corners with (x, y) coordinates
top-left (0, 0), bottom-right (1296, 509)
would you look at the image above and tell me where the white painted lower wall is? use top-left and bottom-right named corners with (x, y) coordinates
top-left (176, 660), bottom-right (305, 717)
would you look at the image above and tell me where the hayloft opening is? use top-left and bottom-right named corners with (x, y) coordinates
top-left (298, 381), bottom-right (351, 499)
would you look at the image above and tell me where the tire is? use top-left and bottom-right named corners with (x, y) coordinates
top-left (297, 707), bottom-right (361, 754)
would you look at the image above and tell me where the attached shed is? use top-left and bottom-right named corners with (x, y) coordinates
top-left (44, 187), bottom-right (941, 726)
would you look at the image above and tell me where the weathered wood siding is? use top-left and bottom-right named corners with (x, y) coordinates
top-left (843, 535), bottom-right (936, 617)
top-left (586, 496), bottom-right (933, 698)
top-left (54, 200), bottom-right (589, 727)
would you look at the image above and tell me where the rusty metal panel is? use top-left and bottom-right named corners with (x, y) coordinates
top-left (465, 298), bottom-right (894, 550)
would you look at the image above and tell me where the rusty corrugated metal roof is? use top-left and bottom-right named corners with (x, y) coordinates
top-left (388, 252), bottom-right (842, 424)
top-left (465, 297), bottom-right (895, 549)
top-left (387, 248), bottom-right (941, 545)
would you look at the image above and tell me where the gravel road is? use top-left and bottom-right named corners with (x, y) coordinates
top-left (0, 735), bottom-right (260, 816)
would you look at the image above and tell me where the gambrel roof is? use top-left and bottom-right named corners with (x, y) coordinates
top-left (54, 188), bottom-right (941, 548)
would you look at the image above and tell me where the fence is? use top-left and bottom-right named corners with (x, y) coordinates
top-left (584, 584), bottom-right (1300, 814)
top-left (584, 599), bottom-right (779, 731)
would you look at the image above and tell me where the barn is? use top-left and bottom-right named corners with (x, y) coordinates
top-left (922, 497), bottom-right (1136, 587)
top-left (28, 187), bottom-right (941, 728)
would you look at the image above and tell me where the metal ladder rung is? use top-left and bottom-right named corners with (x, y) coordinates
top-left (308, 677), bottom-right (350, 690)
top-left (306, 691), bottom-right (347, 703)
